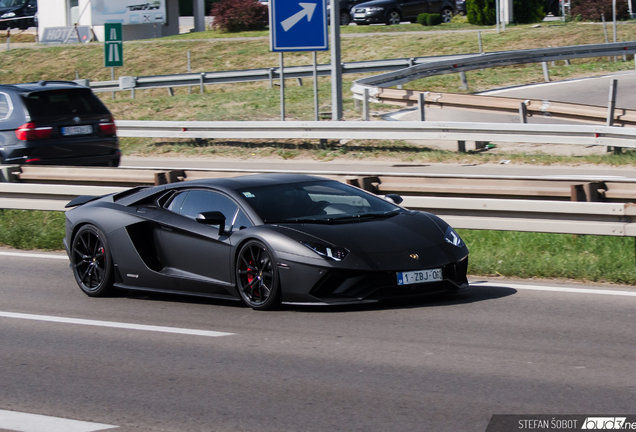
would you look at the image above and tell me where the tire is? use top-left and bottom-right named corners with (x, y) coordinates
top-left (236, 240), bottom-right (281, 311)
top-left (386, 10), bottom-right (401, 25)
top-left (441, 8), bottom-right (453, 23)
top-left (71, 224), bottom-right (115, 297)
top-left (340, 11), bottom-right (351, 25)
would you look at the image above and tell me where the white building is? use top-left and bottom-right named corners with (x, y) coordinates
top-left (37, 0), bottom-right (207, 42)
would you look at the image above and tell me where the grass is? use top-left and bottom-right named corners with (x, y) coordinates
top-left (1, 209), bottom-right (633, 285)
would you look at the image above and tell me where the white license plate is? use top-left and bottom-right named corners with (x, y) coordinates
top-left (397, 268), bottom-right (442, 285)
top-left (62, 125), bottom-right (93, 136)
top-left (354, 13), bottom-right (365, 17)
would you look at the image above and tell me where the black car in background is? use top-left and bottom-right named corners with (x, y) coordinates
top-left (0, 0), bottom-right (37, 30)
top-left (351, 0), bottom-right (455, 25)
top-left (0, 81), bottom-right (120, 166)
top-left (328, 0), bottom-right (368, 25)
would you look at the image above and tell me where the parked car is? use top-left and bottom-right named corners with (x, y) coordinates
top-left (0, 81), bottom-right (120, 166)
top-left (0, 0), bottom-right (37, 30)
top-left (351, 0), bottom-right (455, 25)
top-left (327, 0), bottom-right (368, 25)
top-left (455, 0), bottom-right (465, 15)
top-left (64, 174), bottom-right (469, 310)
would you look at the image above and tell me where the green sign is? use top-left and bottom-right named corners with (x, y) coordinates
top-left (104, 23), bottom-right (123, 67)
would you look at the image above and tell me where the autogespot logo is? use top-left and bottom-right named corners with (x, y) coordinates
top-left (582, 417), bottom-right (630, 429)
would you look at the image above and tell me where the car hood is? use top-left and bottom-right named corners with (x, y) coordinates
top-left (272, 212), bottom-right (466, 271)
top-left (0, 6), bottom-right (23, 14)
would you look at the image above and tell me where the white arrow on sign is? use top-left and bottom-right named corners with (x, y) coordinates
top-left (280, 2), bottom-right (317, 31)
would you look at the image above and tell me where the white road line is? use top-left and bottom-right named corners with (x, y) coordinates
top-left (0, 251), bottom-right (68, 260)
top-left (472, 281), bottom-right (636, 297)
top-left (0, 312), bottom-right (235, 337)
top-left (0, 409), bottom-right (116, 432)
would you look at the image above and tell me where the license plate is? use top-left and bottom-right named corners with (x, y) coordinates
top-left (354, 12), bottom-right (365, 17)
top-left (397, 268), bottom-right (442, 285)
top-left (61, 125), bottom-right (93, 136)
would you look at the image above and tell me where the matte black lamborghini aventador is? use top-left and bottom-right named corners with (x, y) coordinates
top-left (64, 174), bottom-right (469, 310)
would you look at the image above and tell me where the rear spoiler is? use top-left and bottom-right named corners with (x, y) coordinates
top-left (65, 195), bottom-right (102, 208)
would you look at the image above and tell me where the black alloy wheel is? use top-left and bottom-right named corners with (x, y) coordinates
top-left (236, 240), bottom-right (281, 310)
top-left (340, 11), bottom-right (351, 25)
top-left (71, 224), bottom-right (115, 297)
top-left (386, 10), bottom-right (401, 25)
top-left (441, 8), bottom-right (453, 23)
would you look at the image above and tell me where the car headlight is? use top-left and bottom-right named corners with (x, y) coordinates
top-left (301, 241), bottom-right (349, 261)
top-left (444, 226), bottom-right (464, 247)
top-left (1, 12), bottom-right (16, 18)
top-left (367, 7), bottom-right (384, 12)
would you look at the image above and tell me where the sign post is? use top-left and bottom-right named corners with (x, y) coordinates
top-left (104, 23), bottom-right (123, 68)
top-left (270, 0), bottom-right (328, 120)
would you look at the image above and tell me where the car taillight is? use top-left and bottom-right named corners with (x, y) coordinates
top-left (15, 122), bottom-right (53, 141)
top-left (99, 117), bottom-right (117, 135)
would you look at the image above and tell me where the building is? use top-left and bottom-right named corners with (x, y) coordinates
top-left (37, 0), bottom-right (207, 42)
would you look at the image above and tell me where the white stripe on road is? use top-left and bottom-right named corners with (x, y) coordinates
top-left (0, 251), bottom-right (68, 260)
top-left (0, 409), bottom-right (116, 432)
top-left (472, 281), bottom-right (636, 297)
top-left (0, 312), bottom-right (235, 337)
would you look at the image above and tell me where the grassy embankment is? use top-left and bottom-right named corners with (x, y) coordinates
top-left (1, 21), bottom-right (636, 283)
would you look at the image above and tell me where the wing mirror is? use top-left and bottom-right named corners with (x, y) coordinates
top-left (384, 194), bottom-right (403, 204)
top-left (196, 211), bottom-right (226, 234)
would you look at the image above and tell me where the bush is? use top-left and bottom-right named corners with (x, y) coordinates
top-left (467, 0), bottom-right (496, 25)
top-left (417, 13), bottom-right (430, 25)
top-left (427, 13), bottom-right (443, 25)
top-left (468, 0), bottom-right (545, 24)
top-left (210, 0), bottom-right (268, 32)
top-left (417, 13), bottom-right (442, 26)
top-left (513, 0), bottom-right (545, 23)
top-left (570, 0), bottom-right (630, 21)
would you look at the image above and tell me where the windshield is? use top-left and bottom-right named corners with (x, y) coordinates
top-left (0, 0), bottom-right (25, 7)
top-left (238, 180), bottom-right (402, 223)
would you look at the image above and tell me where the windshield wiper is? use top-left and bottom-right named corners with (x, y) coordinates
top-left (324, 210), bottom-right (402, 223)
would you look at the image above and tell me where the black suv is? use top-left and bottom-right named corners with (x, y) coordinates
top-left (351, 0), bottom-right (455, 25)
top-left (0, 81), bottom-right (120, 166)
top-left (0, 0), bottom-right (37, 30)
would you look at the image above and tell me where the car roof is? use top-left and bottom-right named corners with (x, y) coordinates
top-left (0, 81), bottom-right (87, 93)
top-left (177, 173), bottom-right (331, 192)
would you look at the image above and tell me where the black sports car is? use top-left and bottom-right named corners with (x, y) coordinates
top-left (64, 174), bottom-right (469, 310)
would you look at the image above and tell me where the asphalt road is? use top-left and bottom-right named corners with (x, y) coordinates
top-left (1, 250), bottom-right (635, 432)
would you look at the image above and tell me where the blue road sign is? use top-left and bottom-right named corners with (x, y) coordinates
top-left (270, 0), bottom-right (328, 51)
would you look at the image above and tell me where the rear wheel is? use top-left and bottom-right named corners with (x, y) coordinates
top-left (386, 10), bottom-right (401, 25)
top-left (236, 240), bottom-right (281, 310)
top-left (71, 224), bottom-right (115, 297)
top-left (441, 8), bottom-right (453, 23)
top-left (340, 11), bottom-right (351, 25)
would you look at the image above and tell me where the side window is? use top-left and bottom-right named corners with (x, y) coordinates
top-left (166, 191), bottom-right (188, 213)
top-left (0, 93), bottom-right (12, 121)
top-left (232, 209), bottom-right (253, 230)
top-left (179, 190), bottom-right (238, 224)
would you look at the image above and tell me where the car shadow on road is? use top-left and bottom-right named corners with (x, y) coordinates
top-left (286, 284), bottom-right (518, 313)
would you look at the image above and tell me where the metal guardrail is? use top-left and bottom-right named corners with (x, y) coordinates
top-left (114, 119), bottom-right (636, 149)
top-left (2, 182), bottom-right (636, 239)
top-left (88, 54), bottom-right (475, 93)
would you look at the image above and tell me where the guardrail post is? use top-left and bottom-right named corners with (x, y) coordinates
top-left (458, 141), bottom-right (466, 153)
top-left (459, 71), bottom-right (468, 90)
top-left (363, 88), bottom-right (370, 121)
top-left (200, 73), bottom-right (205, 94)
top-left (167, 87), bottom-right (174, 96)
top-left (418, 93), bottom-right (425, 121)
top-left (542, 62), bottom-right (550, 82)
top-left (6, 29), bottom-right (9, 51)
top-left (478, 30), bottom-right (483, 53)
top-left (408, 58), bottom-right (415, 67)
top-left (296, 78), bottom-right (303, 87)
top-left (607, 79), bottom-right (618, 127)
top-left (268, 68), bottom-right (274, 89)
top-left (519, 102), bottom-right (528, 123)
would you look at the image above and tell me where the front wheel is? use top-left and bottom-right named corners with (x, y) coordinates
top-left (236, 240), bottom-right (281, 310)
top-left (71, 224), bottom-right (115, 297)
top-left (386, 10), bottom-right (401, 25)
top-left (340, 11), bottom-right (351, 25)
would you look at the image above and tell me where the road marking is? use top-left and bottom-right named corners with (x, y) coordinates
top-left (0, 312), bottom-right (235, 337)
top-left (0, 251), bottom-right (68, 260)
top-left (472, 281), bottom-right (636, 297)
top-left (0, 409), bottom-right (116, 432)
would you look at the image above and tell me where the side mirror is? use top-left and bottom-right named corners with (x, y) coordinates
top-left (196, 211), bottom-right (226, 234)
top-left (384, 194), bottom-right (403, 205)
